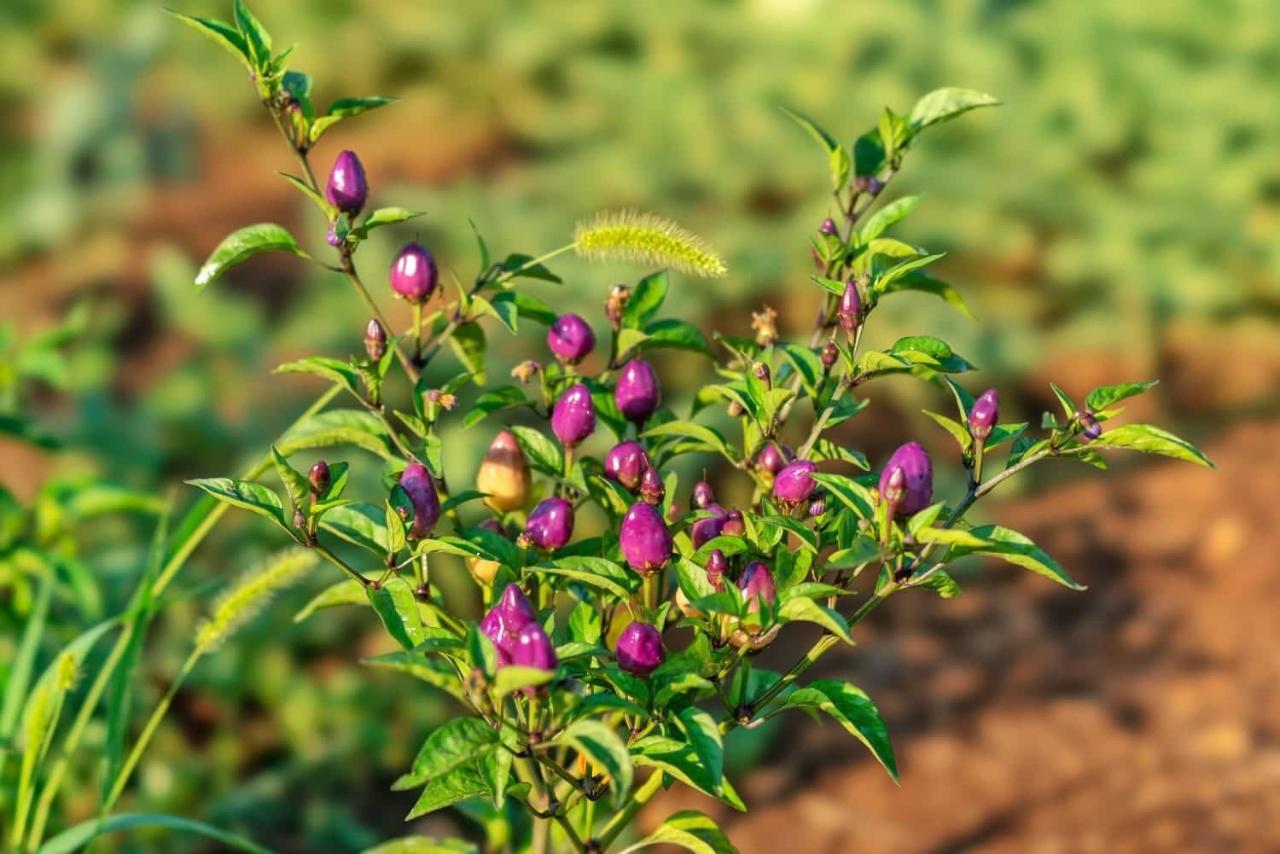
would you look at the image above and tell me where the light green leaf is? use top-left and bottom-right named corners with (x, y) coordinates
top-left (620, 810), bottom-right (739, 854)
top-left (492, 666), bottom-right (555, 699)
top-left (1085, 380), bottom-right (1158, 412)
top-left (557, 719), bottom-right (633, 806)
top-left (405, 761), bottom-right (491, 819)
top-left (195, 224), bottom-right (307, 289)
top-left (185, 478), bottom-right (286, 527)
top-left (859, 195), bottom-right (921, 242)
top-left (782, 679), bottom-right (896, 781)
top-left (508, 425), bottom-right (564, 477)
top-left (166, 11), bottom-right (252, 71)
top-left (779, 598), bottom-right (852, 643)
top-left (277, 409), bottom-right (396, 459)
top-left (38, 811), bottom-right (270, 854)
top-left (1088, 423), bottom-right (1212, 468)
top-left (959, 524), bottom-right (1085, 590)
top-left (623, 271), bottom-right (668, 329)
top-left (908, 87), bottom-right (1000, 131)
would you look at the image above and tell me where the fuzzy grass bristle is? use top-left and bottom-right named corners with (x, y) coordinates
top-left (573, 210), bottom-right (728, 279)
top-left (196, 549), bottom-right (316, 652)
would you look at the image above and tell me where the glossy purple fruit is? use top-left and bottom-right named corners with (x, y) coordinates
top-left (838, 279), bottom-right (861, 333)
top-left (619, 501), bottom-right (673, 574)
top-left (705, 549), bottom-right (728, 586)
top-left (604, 441), bottom-right (649, 491)
top-left (399, 463), bottom-right (440, 538)
top-left (721, 509), bottom-right (745, 537)
top-left (821, 341), bottom-right (838, 370)
top-left (615, 359), bottom-right (661, 424)
top-left (551, 383), bottom-right (596, 448)
top-left (480, 606), bottom-right (513, 664)
top-left (497, 583), bottom-right (536, 632)
top-left (615, 621), bottom-right (664, 677)
top-left (364, 318), bottom-right (387, 362)
top-left (1079, 411), bottom-right (1102, 441)
top-left (756, 443), bottom-right (793, 475)
top-left (639, 467), bottom-right (664, 505)
top-left (772, 460), bottom-right (818, 506)
top-left (738, 561), bottom-right (777, 613)
top-left (690, 505), bottom-right (727, 549)
top-left (325, 149), bottom-right (367, 214)
top-left (523, 497), bottom-right (575, 550)
top-left (546, 313), bottom-right (595, 364)
top-left (819, 217), bottom-right (838, 236)
top-left (308, 460), bottom-right (330, 496)
top-left (878, 442), bottom-right (933, 516)
top-left (691, 479), bottom-right (716, 510)
top-left (511, 622), bottom-right (557, 673)
top-left (969, 388), bottom-right (1000, 441)
top-left (389, 242), bottom-right (438, 303)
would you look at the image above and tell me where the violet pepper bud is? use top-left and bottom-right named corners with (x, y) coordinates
top-left (756, 443), bottom-right (793, 475)
top-left (752, 361), bottom-right (771, 387)
top-left (705, 549), bottom-right (728, 587)
top-left (615, 359), bottom-right (661, 424)
top-left (604, 441), bottom-right (650, 491)
top-left (721, 509), bottom-right (745, 537)
top-left (821, 341), bottom-right (838, 371)
top-left (1078, 411), bottom-right (1103, 441)
top-left (389, 242), bottom-right (438, 304)
top-left (551, 383), bottom-right (596, 448)
top-left (364, 318), bottom-right (387, 362)
top-left (639, 467), bottom-right (664, 505)
top-left (690, 505), bottom-right (728, 549)
top-left (511, 622), bottom-right (557, 676)
top-left (692, 478), bottom-right (716, 510)
top-left (325, 149), bottom-right (367, 215)
top-left (399, 462), bottom-right (441, 538)
top-left (522, 497), bottom-right (575, 551)
top-left (837, 279), bottom-right (862, 333)
top-left (547, 313), bottom-right (596, 364)
top-left (772, 460), bottom-right (818, 507)
top-left (819, 217), bottom-right (838, 236)
top-left (619, 501), bottom-right (673, 574)
top-left (616, 621), bottom-right (664, 677)
top-left (878, 442), bottom-right (933, 516)
top-left (475, 429), bottom-right (532, 512)
top-left (738, 561), bottom-right (777, 613)
top-left (308, 460), bottom-right (330, 498)
top-left (969, 388), bottom-right (1000, 441)
top-left (466, 519), bottom-right (507, 586)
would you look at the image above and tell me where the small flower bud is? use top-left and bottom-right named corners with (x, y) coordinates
top-left (877, 442), bottom-right (933, 516)
top-left (604, 441), bottom-right (650, 492)
top-left (821, 341), bottom-right (838, 371)
top-left (476, 429), bottom-right (532, 512)
top-left (721, 509), bottom-right (745, 537)
top-left (308, 460), bottom-right (331, 497)
top-left (399, 462), bottom-right (441, 538)
top-left (755, 443), bottom-right (793, 476)
top-left (605, 284), bottom-right (631, 330)
top-left (619, 501), bottom-right (673, 574)
top-left (523, 497), bottom-right (575, 551)
top-left (615, 359), bottom-right (661, 425)
top-left (1078, 411), bottom-right (1102, 441)
top-left (551, 383), bottom-right (597, 447)
top-left (752, 361), bottom-right (771, 386)
top-left (819, 217), bottom-right (838, 236)
top-left (691, 478), bottom-right (716, 510)
top-left (291, 506), bottom-right (306, 532)
top-left (772, 460), bottom-right (818, 506)
top-left (751, 305), bottom-right (779, 348)
top-left (511, 360), bottom-right (541, 383)
top-left (547, 313), bottom-right (596, 364)
top-left (615, 621), bottom-right (664, 677)
top-left (325, 149), bottom-right (368, 215)
top-left (969, 388), bottom-right (1000, 441)
top-left (364, 318), bottom-right (387, 362)
top-left (326, 227), bottom-right (342, 248)
top-left (639, 467), bottom-right (665, 505)
top-left (838, 279), bottom-right (862, 334)
top-left (389, 242), bottom-right (438, 304)
top-left (511, 622), bottom-right (558, 678)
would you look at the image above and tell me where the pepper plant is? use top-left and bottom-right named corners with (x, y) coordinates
top-left (10, 3), bottom-right (1214, 852)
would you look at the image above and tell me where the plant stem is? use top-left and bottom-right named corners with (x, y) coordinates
top-left (597, 770), bottom-right (665, 849)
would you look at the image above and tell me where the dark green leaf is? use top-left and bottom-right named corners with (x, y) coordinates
top-left (623, 271), bottom-right (669, 329)
top-left (783, 679), bottom-right (896, 781)
top-left (556, 719), bottom-right (633, 806)
top-left (393, 718), bottom-right (497, 790)
top-left (1085, 380), bottom-right (1158, 412)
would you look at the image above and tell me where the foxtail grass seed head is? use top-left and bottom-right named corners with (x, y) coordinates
top-left (364, 318), bottom-right (387, 362)
top-left (551, 383), bottom-right (597, 447)
top-left (969, 388), bottom-right (1000, 440)
top-left (196, 550), bottom-right (316, 652)
top-left (475, 429), bottom-right (532, 512)
top-left (325, 149), bottom-right (367, 215)
top-left (389, 242), bottom-right (438, 303)
top-left (573, 211), bottom-right (727, 279)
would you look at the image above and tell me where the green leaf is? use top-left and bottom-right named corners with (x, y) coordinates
top-left (490, 291), bottom-right (557, 326)
top-left (782, 679), bottom-right (896, 781)
top-left (908, 87), bottom-right (1000, 131)
top-left (462, 386), bottom-right (527, 429)
top-left (643, 421), bottom-right (738, 463)
top-left (623, 271), bottom-right (668, 329)
top-left (777, 343), bottom-right (823, 398)
top-left (889, 335), bottom-right (973, 373)
top-left (959, 524), bottom-right (1085, 590)
top-left (859, 195), bottom-right (920, 242)
top-left (364, 648), bottom-right (465, 700)
top-left (310, 96), bottom-right (398, 142)
top-left (873, 253), bottom-right (946, 293)
top-left (641, 319), bottom-right (711, 355)
top-left (270, 446), bottom-right (309, 511)
top-left (880, 271), bottom-right (972, 318)
top-left (630, 736), bottom-right (746, 811)
top-left (0, 573), bottom-right (50, 743)
top-left (918, 571), bottom-right (961, 599)
top-left (810, 473), bottom-right (875, 520)
top-left (406, 761), bottom-right (492, 819)
top-left (780, 105), bottom-right (838, 153)
top-left (393, 718), bottom-right (498, 790)
top-left (778, 598), bottom-right (852, 643)
top-left (676, 707), bottom-right (724, 783)
top-left (166, 11), bottom-right (252, 71)
top-left (535, 556), bottom-right (639, 599)
top-left (185, 478), bottom-right (286, 527)
top-left (1050, 382), bottom-right (1077, 418)
top-left (556, 719), bottom-right (633, 806)
top-left (353, 207), bottom-right (426, 239)
top-left (448, 323), bottom-right (487, 384)
top-left (621, 810), bottom-right (739, 854)
top-left (276, 171), bottom-right (332, 216)
top-left (508, 425), bottom-right (564, 477)
top-left (363, 837), bottom-right (478, 854)
top-left (492, 666), bottom-right (556, 699)
top-left (1085, 380), bottom-right (1158, 412)
top-left (320, 502), bottom-right (387, 553)
top-left (367, 577), bottom-right (425, 649)
top-left (194, 224), bottom-right (307, 288)
top-left (277, 409), bottom-right (396, 459)
top-left (922, 409), bottom-right (972, 453)
top-left (294, 578), bottom-right (368, 623)
top-left (38, 812), bottom-right (270, 854)
top-left (232, 0), bottom-right (271, 67)
top-left (274, 356), bottom-right (361, 397)
top-left (1088, 423), bottom-right (1212, 468)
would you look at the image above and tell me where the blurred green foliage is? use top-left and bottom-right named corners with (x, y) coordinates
top-left (1, 0), bottom-right (1277, 849)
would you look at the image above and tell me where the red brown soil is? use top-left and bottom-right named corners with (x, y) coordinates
top-left (648, 419), bottom-right (1280, 853)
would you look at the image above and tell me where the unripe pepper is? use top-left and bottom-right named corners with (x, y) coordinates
top-left (511, 622), bottom-right (558, 680)
top-left (690, 505), bottom-right (727, 549)
top-left (475, 429), bottom-right (532, 512)
top-left (969, 388), bottom-right (999, 441)
top-left (389, 242), bottom-right (438, 303)
top-left (308, 460), bottom-right (330, 497)
top-left (1078, 411), bottom-right (1103, 440)
top-left (399, 462), bottom-right (440, 538)
top-left (364, 318), bottom-right (387, 362)
top-left (756, 443), bottom-right (793, 475)
top-left (691, 478), bottom-right (716, 510)
top-left (619, 501), bottom-right (673, 574)
top-left (551, 383), bottom-right (596, 448)
top-left (325, 149), bottom-right (367, 215)
top-left (837, 279), bottom-right (861, 333)
top-left (615, 359), bottom-right (661, 424)
top-left (728, 562), bottom-right (780, 651)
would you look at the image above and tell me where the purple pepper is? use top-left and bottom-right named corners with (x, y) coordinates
top-left (639, 467), bottom-right (664, 505)
top-left (819, 217), bottom-right (838, 236)
top-left (1078, 411), bottom-right (1102, 441)
top-left (738, 561), bottom-right (777, 613)
top-left (389, 242), bottom-right (438, 304)
top-left (969, 388), bottom-right (1000, 441)
top-left (364, 318), bottom-right (387, 362)
top-left (756, 443), bottom-right (793, 475)
top-left (705, 548), bottom-right (728, 587)
top-left (721, 509), bottom-right (745, 537)
top-left (821, 342), bottom-right (838, 371)
top-left (308, 460), bottom-right (330, 497)
top-left (878, 442), bottom-right (933, 516)
top-left (691, 478), bottom-right (716, 510)
top-left (619, 501), bottom-right (673, 574)
top-left (523, 497), bottom-right (575, 550)
top-left (615, 621), bottom-right (664, 677)
top-left (480, 606), bottom-right (513, 665)
top-left (325, 227), bottom-right (342, 248)
top-left (546, 313), bottom-right (596, 364)
top-left (808, 496), bottom-right (826, 518)
top-left (511, 622), bottom-right (557, 673)
top-left (772, 460), bottom-right (818, 506)
top-left (690, 504), bottom-right (728, 549)
top-left (325, 149), bottom-right (367, 215)
top-left (551, 383), bottom-right (596, 448)
top-left (838, 279), bottom-right (861, 333)
top-left (497, 583), bottom-right (536, 632)
top-left (399, 462), bottom-right (440, 538)
top-left (615, 359), bottom-right (661, 424)
top-left (604, 441), bottom-right (650, 491)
